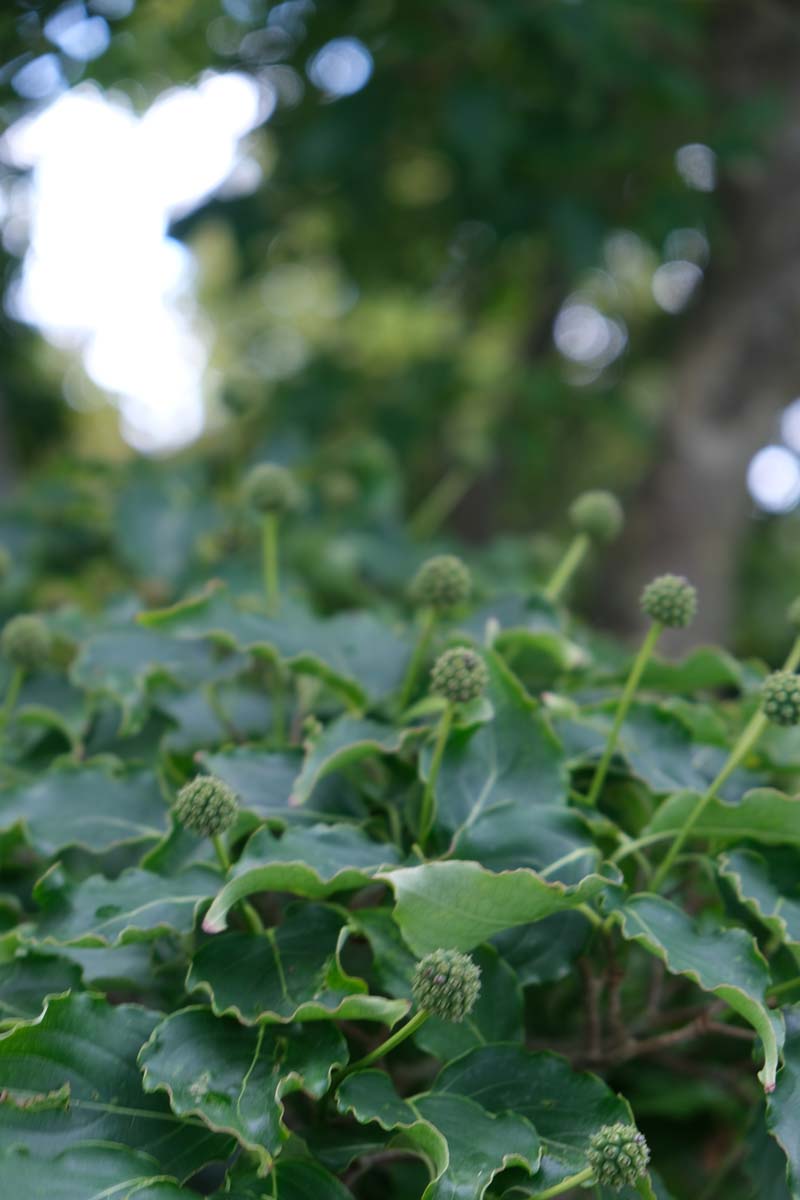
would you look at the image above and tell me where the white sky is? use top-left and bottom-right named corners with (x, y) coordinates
top-left (2, 71), bottom-right (271, 452)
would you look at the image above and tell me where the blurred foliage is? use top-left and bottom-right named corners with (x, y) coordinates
top-left (0, 1), bottom-right (793, 648)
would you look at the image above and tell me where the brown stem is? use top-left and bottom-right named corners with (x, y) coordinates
top-left (578, 958), bottom-right (604, 1061)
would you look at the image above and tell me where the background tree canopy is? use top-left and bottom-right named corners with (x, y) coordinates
top-left (1, 0), bottom-right (800, 651)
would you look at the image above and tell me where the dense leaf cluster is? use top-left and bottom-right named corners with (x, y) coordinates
top-left (0, 456), bottom-right (798, 1199)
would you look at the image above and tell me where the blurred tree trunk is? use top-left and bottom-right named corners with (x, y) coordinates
top-left (600, 0), bottom-right (800, 648)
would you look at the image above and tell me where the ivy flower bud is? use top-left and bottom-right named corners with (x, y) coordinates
top-left (1, 614), bottom-right (51, 670)
top-left (762, 670), bottom-right (800, 727)
top-left (569, 490), bottom-right (624, 543)
top-left (587, 1123), bottom-right (650, 1191)
top-left (410, 555), bottom-right (471, 611)
top-left (411, 948), bottom-right (481, 1022)
top-left (430, 646), bottom-right (488, 704)
top-left (242, 463), bottom-right (301, 516)
top-left (640, 574), bottom-right (697, 629)
top-left (174, 776), bottom-right (238, 837)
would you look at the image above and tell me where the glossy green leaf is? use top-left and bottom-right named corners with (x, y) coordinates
top-left (424, 650), bottom-right (567, 841)
top-left (30, 863), bottom-right (220, 946)
top-left (641, 646), bottom-right (747, 692)
top-left (644, 788), bottom-right (800, 848)
top-left (217, 1157), bottom-right (355, 1200)
top-left (291, 715), bottom-right (408, 806)
top-left (558, 704), bottom-right (754, 797)
top-left (157, 684), bottom-right (272, 754)
top-left (0, 761), bottom-right (169, 858)
top-left (189, 902), bottom-right (409, 1025)
top-left (767, 1009), bottom-right (800, 1198)
top-left (140, 1005), bottom-right (347, 1165)
top-left (337, 1069), bottom-right (539, 1200)
top-left (200, 744), bottom-right (300, 813)
top-left (0, 991), bottom-right (231, 1175)
top-left (379, 859), bottom-right (613, 956)
top-left (203, 824), bottom-right (399, 933)
top-left (141, 582), bottom-right (413, 706)
top-left (0, 946), bottom-right (82, 1019)
top-left (612, 893), bottom-right (781, 1090)
top-left (491, 912), bottom-right (589, 986)
top-left (72, 627), bottom-right (245, 732)
top-left (719, 848), bottom-right (800, 949)
top-left (0, 1144), bottom-right (198, 1199)
top-left (432, 1045), bottom-right (631, 1192)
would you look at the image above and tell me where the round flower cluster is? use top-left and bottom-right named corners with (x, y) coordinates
top-left (569, 490), bottom-right (624, 543)
top-left (762, 670), bottom-right (800, 727)
top-left (410, 555), bottom-right (471, 611)
top-left (411, 949), bottom-right (481, 1022)
top-left (242, 463), bottom-right (301, 516)
top-left (430, 647), bottom-right (488, 705)
top-left (640, 574), bottom-right (697, 629)
top-left (587, 1123), bottom-right (650, 1191)
top-left (1, 614), bottom-right (51, 671)
top-left (174, 776), bottom-right (239, 837)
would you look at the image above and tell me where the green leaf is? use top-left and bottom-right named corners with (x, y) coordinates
top-left (72, 627), bottom-right (245, 733)
top-left (141, 582), bottom-right (413, 707)
top-left (379, 859), bottom-right (613, 956)
top-left (189, 902), bottom-right (409, 1025)
top-left (0, 1144), bottom-right (199, 1200)
top-left (291, 715), bottom-right (408, 806)
top-left (0, 761), bottom-right (169, 859)
top-left (558, 704), bottom-right (754, 796)
top-left (336, 1069), bottom-right (539, 1200)
top-left (643, 788), bottom-right (800, 849)
top-left (156, 684), bottom-right (272, 755)
top-left (203, 824), bottom-right (399, 933)
top-left (0, 991), bottom-right (231, 1175)
top-left (450, 804), bottom-right (598, 879)
top-left (140, 1005), bottom-right (347, 1166)
top-left (767, 1009), bottom-right (800, 1198)
top-left (200, 744), bottom-right (301, 816)
top-left (719, 848), bottom-right (800, 949)
top-left (0, 946), bottom-right (82, 1019)
top-left (612, 893), bottom-right (782, 1090)
top-left (491, 913), bottom-right (589, 986)
top-left (30, 863), bottom-right (220, 946)
top-left (425, 650), bottom-right (567, 840)
top-left (432, 1045), bottom-right (631, 1192)
top-left (641, 646), bottom-right (747, 692)
top-left (217, 1157), bottom-right (354, 1200)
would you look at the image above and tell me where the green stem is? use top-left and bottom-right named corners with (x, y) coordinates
top-left (262, 513), bottom-right (280, 616)
top-left (335, 1009), bottom-right (429, 1084)
top-left (648, 628), bottom-right (800, 892)
top-left (584, 622), bottom-right (663, 808)
top-left (398, 607), bottom-right (436, 712)
top-left (650, 708), bottom-right (766, 893)
top-left (544, 532), bottom-right (590, 602)
top-left (419, 703), bottom-right (453, 849)
top-left (0, 665), bottom-right (25, 745)
top-left (212, 836), bottom-right (263, 935)
top-left (409, 466), bottom-right (474, 540)
top-left (767, 976), bottom-right (800, 1000)
top-left (527, 1165), bottom-right (594, 1199)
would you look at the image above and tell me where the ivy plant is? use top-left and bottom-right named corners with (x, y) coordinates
top-left (0, 463), bottom-right (799, 1200)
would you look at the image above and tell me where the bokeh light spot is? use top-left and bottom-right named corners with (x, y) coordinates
top-left (747, 445), bottom-right (800, 513)
top-left (308, 37), bottom-right (373, 97)
top-left (675, 143), bottom-right (716, 192)
top-left (652, 260), bottom-right (703, 313)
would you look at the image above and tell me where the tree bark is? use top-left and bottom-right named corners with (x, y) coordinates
top-left (600, 0), bottom-right (800, 647)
